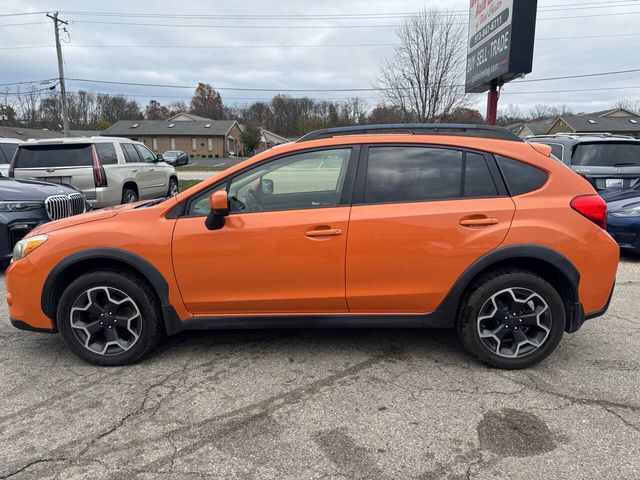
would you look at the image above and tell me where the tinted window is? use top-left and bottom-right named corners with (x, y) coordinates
top-left (464, 153), bottom-right (498, 198)
top-left (572, 142), bottom-right (640, 167)
top-left (189, 148), bottom-right (352, 215)
top-left (135, 144), bottom-right (156, 162)
top-left (547, 143), bottom-right (564, 161)
top-left (365, 147), bottom-right (462, 203)
top-left (122, 143), bottom-right (141, 163)
top-left (15, 144), bottom-right (92, 168)
top-left (496, 155), bottom-right (548, 195)
top-left (95, 143), bottom-right (118, 165)
top-left (0, 143), bottom-right (18, 164)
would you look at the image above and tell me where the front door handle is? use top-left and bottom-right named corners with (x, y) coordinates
top-left (460, 216), bottom-right (499, 227)
top-left (131, 169), bottom-right (138, 173)
top-left (305, 228), bottom-right (343, 238)
top-left (149, 168), bottom-right (155, 171)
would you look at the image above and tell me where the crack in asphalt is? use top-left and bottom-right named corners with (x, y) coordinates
top-left (0, 458), bottom-right (68, 479)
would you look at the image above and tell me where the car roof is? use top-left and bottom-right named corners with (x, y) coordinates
top-left (0, 138), bottom-right (23, 144)
top-left (18, 136), bottom-right (142, 146)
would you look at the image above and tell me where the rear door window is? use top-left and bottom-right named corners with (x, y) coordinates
top-left (15, 144), bottom-right (92, 168)
top-left (0, 143), bottom-right (18, 164)
top-left (463, 153), bottom-right (499, 198)
top-left (364, 146), bottom-right (463, 204)
top-left (135, 144), bottom-right (156, 163)
top-left (95, 143), bottom-right (118, 165)
top-left (572, 142), bottom-right (640, 167)
top-left (122, 143), bottom-right (142, 163)
top-left (496, 155), bottom-right (548, 195)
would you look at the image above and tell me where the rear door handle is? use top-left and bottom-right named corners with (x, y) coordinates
top-left (305, 228), bottom-right (343, 238)
top-left (460, 217), bottom-right (498, 227)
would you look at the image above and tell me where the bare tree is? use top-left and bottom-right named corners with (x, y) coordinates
top-left (612, 99), bottom-right (640, 114)
top-left (376, 8), bottom-right (468, 122)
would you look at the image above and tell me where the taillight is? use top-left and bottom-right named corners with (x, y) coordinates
top-left (571, 194), bottom-right (607, 229)
top-left (91, 145), bottom-right (107, 187)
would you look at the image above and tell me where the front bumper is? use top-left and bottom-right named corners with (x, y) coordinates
top-left (5, 256), bottom-right (55, 331)
top-left (0, 210), bottom-right (50, 259)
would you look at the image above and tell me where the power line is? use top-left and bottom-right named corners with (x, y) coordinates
top-left (0, 78), bottom-right (57, 87)
top-left (0, 43), bottom-right (399, 50)
top-left (0, 11), bottom-right (47, 18)
top-left (515, 67), bottom-right (640, 83)
top-left (0, 21), bottom-right (49, 27)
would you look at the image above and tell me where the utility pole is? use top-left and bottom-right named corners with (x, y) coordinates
top-left (47, 12), bottom-right (70, 137)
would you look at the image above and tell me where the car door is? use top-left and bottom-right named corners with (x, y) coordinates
top-left (134, 144), bottom-right (168, 197)
top-left (172, 146), bottom-right (358, 315)
top-left (346, 145), bottom-right (515, 314)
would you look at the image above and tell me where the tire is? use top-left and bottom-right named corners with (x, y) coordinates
top-left (456, 269), bottom-right (566, 370)
top-left (57, 270), bottom-right (163, 366)
top-left (122, 187), bottom-right (138, 204)
top-left (167, 177), bottom-right (179, 197)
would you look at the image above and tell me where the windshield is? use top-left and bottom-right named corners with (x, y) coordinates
top-left (15, 144), bottom-right (93, 168)
top-left (163, 151), bottom-right (179, 157)
top-left (573, 142), bottom-right (640, 167)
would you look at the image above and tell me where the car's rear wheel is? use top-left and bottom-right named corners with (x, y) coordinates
top-left (457, 269), bottom-right (566, 369)
top-left (57, 270), bottom-right (163, 366)
top-left (122, 187), bottom-right (138, 204)
top-left (167, 177), bottom-right (179, 197)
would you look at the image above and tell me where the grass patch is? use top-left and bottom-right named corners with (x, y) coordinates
top-left (177, 166), bottom-right (228, 172)
top-left (179, 179), bottom-right (203, 191)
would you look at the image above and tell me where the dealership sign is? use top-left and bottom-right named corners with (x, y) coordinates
top-left (465, 0), bottom-right (538, 93)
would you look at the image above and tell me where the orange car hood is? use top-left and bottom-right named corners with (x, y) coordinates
top-left (29, 202), bottom-right (143, 235)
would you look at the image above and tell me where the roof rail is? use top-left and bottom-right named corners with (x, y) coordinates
top-left (297, 123), bottom-right (524, 143)
top-left (528, 132), bottom-right (637, 140)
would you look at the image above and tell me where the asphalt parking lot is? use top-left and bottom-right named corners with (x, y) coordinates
top-left (0, 256), bottom-right (639, 479)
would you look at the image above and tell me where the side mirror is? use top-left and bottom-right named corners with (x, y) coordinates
top-left (205, 190), bottom-right (229, 230)
top-left (155, 154), bottom-right (163, 162)
top-left (261, 178), bottom-right (274, 195)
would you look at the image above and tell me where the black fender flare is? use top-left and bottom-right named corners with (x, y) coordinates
top-left (436, 244), bottom-right (581, 329)
top-left (41, 248), bottom-right (182, 335)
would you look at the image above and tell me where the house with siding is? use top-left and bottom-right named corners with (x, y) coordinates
top-left (511, 108), bottom-right (640, 139)
top-left (102, 113), bottom-right (243, 158)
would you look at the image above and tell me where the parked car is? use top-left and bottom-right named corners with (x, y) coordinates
top-left (0, 176), bottom-right (86, 266)
top-left (162, 150), bottom-right (189, 166)
top-left (602, 187), bottom-right (640, 254)
top-left (0, 138), bottom-right (21, 177)
top-left (10, 137), bottom-right (179, 208)
top-left (527, 133), bottom-right (640, 191)
top-left (6, 124), bottom-right (618, 368)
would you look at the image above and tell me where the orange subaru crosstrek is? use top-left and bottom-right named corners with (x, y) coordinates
top-left (5, 125), bottom-right (619, 368)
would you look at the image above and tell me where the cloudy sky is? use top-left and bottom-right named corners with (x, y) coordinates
top-left (2, 0), bottom-right (640, 116)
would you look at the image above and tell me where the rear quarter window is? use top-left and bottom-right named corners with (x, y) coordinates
top-left (95, 143), bottom-right (118, 165)
top-left (0, 143), bottom-right (18, 164)
top-left (15, 144), bottom-right (92, 168)
top-left (496, 155), bottom-right (548, 196)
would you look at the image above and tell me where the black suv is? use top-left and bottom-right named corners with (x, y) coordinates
top-left (527, 133), bottom-right (640, 191)
top-left (0, 177), bottom-right (86, 265)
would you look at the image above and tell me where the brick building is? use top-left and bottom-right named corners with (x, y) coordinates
top-left (102, 113), bottom-right (243, 158)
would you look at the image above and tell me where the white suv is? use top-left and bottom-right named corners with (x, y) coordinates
top-left (10, 137), bottom-right (178, 208)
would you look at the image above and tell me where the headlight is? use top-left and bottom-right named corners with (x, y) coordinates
top-left (611, 202), bottom-right (640, 217)
top-left (12, 234), bottom-right (49, 261)
top-left (0, 201), bottom-right (43, 212)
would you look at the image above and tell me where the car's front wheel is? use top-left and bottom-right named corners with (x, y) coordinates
top-left (457, 269), bottom-right (566, 369)
top-left (57, 270), bottom-right (163, 366)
